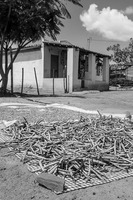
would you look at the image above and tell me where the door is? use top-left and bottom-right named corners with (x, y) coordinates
top-left (51, 55), bottom-right (59, 78)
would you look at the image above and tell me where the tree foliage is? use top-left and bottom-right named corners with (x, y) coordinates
top-left (0, 0), bottom-right (82, 93)
top-left (107, 38), bottom-right (133, 68)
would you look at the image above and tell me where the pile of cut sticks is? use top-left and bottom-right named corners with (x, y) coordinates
top-left (1, 114), bottom-right (133, 182)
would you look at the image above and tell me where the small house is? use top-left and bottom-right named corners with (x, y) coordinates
top-left (7, 40), bottom-right (110, 93)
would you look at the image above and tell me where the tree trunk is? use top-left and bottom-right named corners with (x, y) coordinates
top-left (0, 46), bottom-right (9, 95)
top-left (0, 43), bottom-right (5, 94)
top-left (0, 46), bottom-right (20, 95)
top-left (1, 73), bottom-right (8, 94)
top-left (3, 48), bottom-right (8, 94)
top-left (5, 47), bottom-right (8, 76)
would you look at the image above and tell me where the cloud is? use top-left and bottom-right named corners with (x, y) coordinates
top-left (80, 4), bottom-right (133, 41)
top-left (121, 6), bottom-right (133, 15)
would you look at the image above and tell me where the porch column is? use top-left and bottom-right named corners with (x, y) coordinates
top-left (103, 57), bottom-right (109, 83)
top-left (89, 53), bottom-right (96, 82)
top-left (67, 48), bottom-right (74, 93)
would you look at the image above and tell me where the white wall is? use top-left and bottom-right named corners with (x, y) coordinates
top-left (43, 78), bottom-right (66, 93)
top-left (96, 75), bottom-right (103, 81)
top-left (8, 47), bottom-right (43, 89)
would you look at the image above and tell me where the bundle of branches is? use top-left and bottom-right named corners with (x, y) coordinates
top-left (0, 114), bottom-right (133, 182)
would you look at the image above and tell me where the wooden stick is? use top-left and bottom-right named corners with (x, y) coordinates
top-left (53, 69), bottom-right (55, 96)
top-left (34, 67), bottom-right (40, 96)
top-left (21, 68), bottom-right (24, 94)
top-left (67, 75), bottom-right (69, 93)
top-left (10, 48), bottom-right (13, 94)
top-left (65, 65), bottom-right (67, 93)
top-left (63, 69), bottom-right (66, 93)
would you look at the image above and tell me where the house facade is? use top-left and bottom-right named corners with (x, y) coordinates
top-left (7, 41), bottom-right (110, 93)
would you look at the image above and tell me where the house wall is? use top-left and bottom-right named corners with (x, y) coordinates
top-left (43, 78), bottom-right (66, 93)
top-left (96, 75), bottom-right (103, 81)
top-left (8, 47), bottom-right (43, 89)
top-left (84, 80), bottom-right (109, 91)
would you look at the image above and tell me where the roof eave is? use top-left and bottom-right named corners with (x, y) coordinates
top-left (43, 41), bottom-right (111, 58)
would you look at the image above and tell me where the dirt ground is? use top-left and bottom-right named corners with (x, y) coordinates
top-left (26, 89), bottom-right (133, 115)
top-left (0, 90), bottom-right (133, 200)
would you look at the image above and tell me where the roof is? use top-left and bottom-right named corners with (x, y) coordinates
top-left (43, 40), bottom-right (111, 58)
top-left (11, 40), bottom-right (110, 58)
top-left (11, 44), bottom-right (41, 54)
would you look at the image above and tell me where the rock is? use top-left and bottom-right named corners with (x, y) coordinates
top-left (35, 173), bottom-right (65, 193)
top-left (125, 111), bottom-right (132, 120)
top-left (0, 121), bottom-right (6, 129)
top-left (0, 120), bottom-right (17, 129)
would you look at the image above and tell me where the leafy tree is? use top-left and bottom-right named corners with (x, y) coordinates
top-left (0, 0), bottom-right (82, 94)
top-left (107, 38), bottom-right (133, 70)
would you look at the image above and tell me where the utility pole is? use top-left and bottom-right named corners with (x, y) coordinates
top-left (87, 37), bottom-right (92, 50)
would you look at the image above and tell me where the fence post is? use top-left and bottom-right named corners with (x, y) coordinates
top-left (63, 68), bottom-right (66, 93)
top-left (21, 68), bottom-right (24, 94)
top-left (65, 65), bottom-right (68, 93)
top-left (53, 69), bottom-right (55, 96)
top-left (34, 67), bottom-right (40, 96)
top-left (67, 75), bottom-right (69, 93)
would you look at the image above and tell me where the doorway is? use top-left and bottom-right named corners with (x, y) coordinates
top-left (51, 55), bottom-right (59, 78)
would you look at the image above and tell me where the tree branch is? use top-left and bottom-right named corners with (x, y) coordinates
top-left (6, 38), bottom-right (34, 74)
top-left (2, 2), bottom-right (12, 48)
top-left (7, 47), bottom-right (21, 73)
top-left (20, 39), bottom-right (33, 48)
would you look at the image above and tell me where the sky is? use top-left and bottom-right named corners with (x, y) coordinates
top-left (48, 0), bottom-right (133, 55)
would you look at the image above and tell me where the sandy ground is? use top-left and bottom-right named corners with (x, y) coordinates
top-left (25, 89), bottom-right (133, 115)
top-left (0, 90), bottom-right (133, 200)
